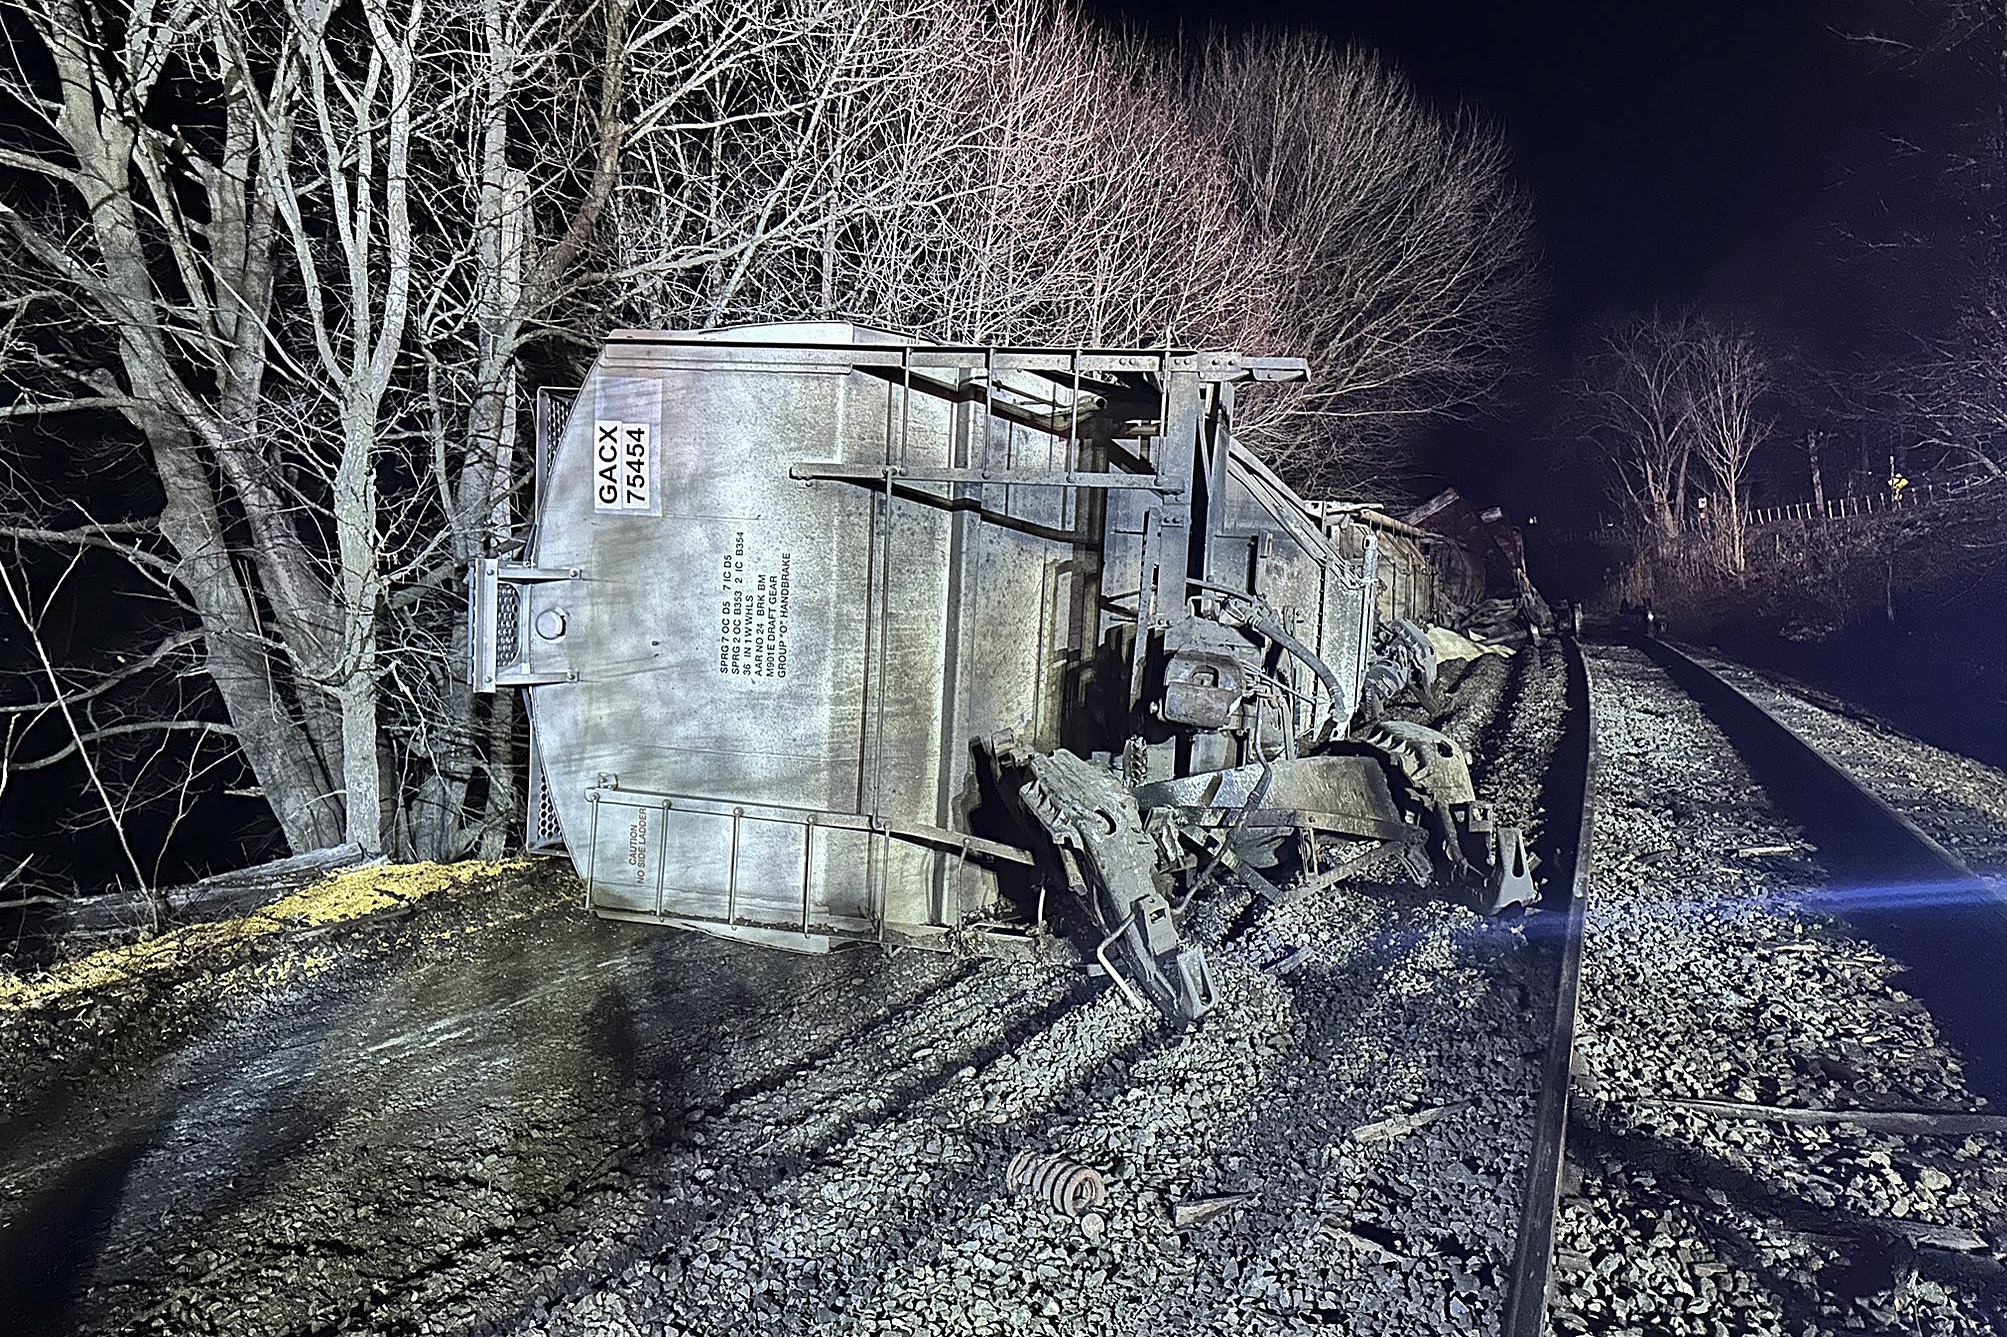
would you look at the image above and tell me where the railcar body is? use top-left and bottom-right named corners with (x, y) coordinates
top-left (469, 323), bottom-right (1532, 1023)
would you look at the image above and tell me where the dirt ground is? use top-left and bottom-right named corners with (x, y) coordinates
top-left (0, 650), bottom-right (1573, 1337)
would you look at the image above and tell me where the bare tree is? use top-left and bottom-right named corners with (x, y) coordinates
top-left (1684, 326), bottom-right (1772, 572)
top-left (1182, 30), bottom-right (1541, 490)
top-left (1806, 427), bottom-right (1830, 513)
top-left (1834, 1), bottom-right (2007, 487)
top-left (1576, 312), bottom-right (1706, 546)
top-left (0, 0), bottom-right (638, 868)
top-left (613, 0), bottom-right (1272, 352)
top-left (2, 0), bottom-right (349, 852)
top-left (1904, 332), bottom-right (2007, 481)
top-left (0, 0), bottom-right (475, 857)
top-left (391, 0), bottom-right (638, 858)
top-left (1576, 310), bottom-right (1772, 570)
top-left (612, 9), bottom-right (1537, 493)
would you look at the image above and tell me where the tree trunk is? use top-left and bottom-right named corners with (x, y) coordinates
top-left (478, 690), bottom-right (517, 860)
top-left (334, 415), bottom-right (384, 854)
top-left (151, 414), bottom-right (346, 852)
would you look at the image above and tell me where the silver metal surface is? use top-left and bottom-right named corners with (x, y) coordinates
top-left (476, 321), bottom-right (1532, 1015)
top-left (500, 325), bottom-right (1330, 947)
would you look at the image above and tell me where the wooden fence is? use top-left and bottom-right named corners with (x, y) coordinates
top-left (1591, 475), bottom-right (1997, 537)
top-left (1744, 475), bottom-right (1996, 528)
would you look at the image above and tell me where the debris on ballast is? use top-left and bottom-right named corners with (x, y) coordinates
top-left (1006, 1150), bottom-right (1108, 1218)
top-left (1171, 1192), bottom-right (1257, 1228)
top-left (1349, 1102), bottom-right (1467, 1144)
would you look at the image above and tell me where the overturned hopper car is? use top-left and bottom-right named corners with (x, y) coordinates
top-left (468, 323), bottom-right (1534, 1024)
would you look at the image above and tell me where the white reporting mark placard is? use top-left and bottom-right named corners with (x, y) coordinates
top-left (592, 419), bottom-right (653, 513)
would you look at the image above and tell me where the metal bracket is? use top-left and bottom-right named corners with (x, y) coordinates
top-left (1197, 354), bottom-right (1311, 384)
top-left (788, 460), bottom-right (1182, 493)
top-left (467, 556), bottom-right (582, 692)
top-left (994, 741), bottom-right (1216, 1024)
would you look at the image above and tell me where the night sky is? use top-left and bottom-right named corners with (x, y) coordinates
top-left (1097, 0), bottom-right (1979, 512)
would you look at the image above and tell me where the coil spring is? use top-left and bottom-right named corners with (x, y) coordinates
top-left (1006, 1150), bottom-right (1107, 1218)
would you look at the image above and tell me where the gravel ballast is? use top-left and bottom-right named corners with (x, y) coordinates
top-left (1683, 647), bottom-right (2007, 881)
top-left (0, 644), bottom-right (1582, 1337)
top-left (1550, 644), bottom-right (2007, 1337)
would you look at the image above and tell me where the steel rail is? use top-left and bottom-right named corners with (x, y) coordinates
top-left (1509, 634), bottom-right (1597, 1332)
top-left (1502, 634), bottom-right (1599, 1337)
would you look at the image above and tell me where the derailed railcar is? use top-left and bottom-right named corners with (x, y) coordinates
top-left (470, 323), bottom-right (1532, 1024)
top-left (1406, 487), bottom-right (1552, 629)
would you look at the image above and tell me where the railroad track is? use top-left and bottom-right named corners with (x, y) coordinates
top-left (1504, 636), bottom-right (2007, 1337)
top-left (17, 632), bottom-right (2007, 1337)
top-left (1651, 644), bottom-right (2007, 882)
top-left (1502, 633), bottom-right (1596, 1337)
